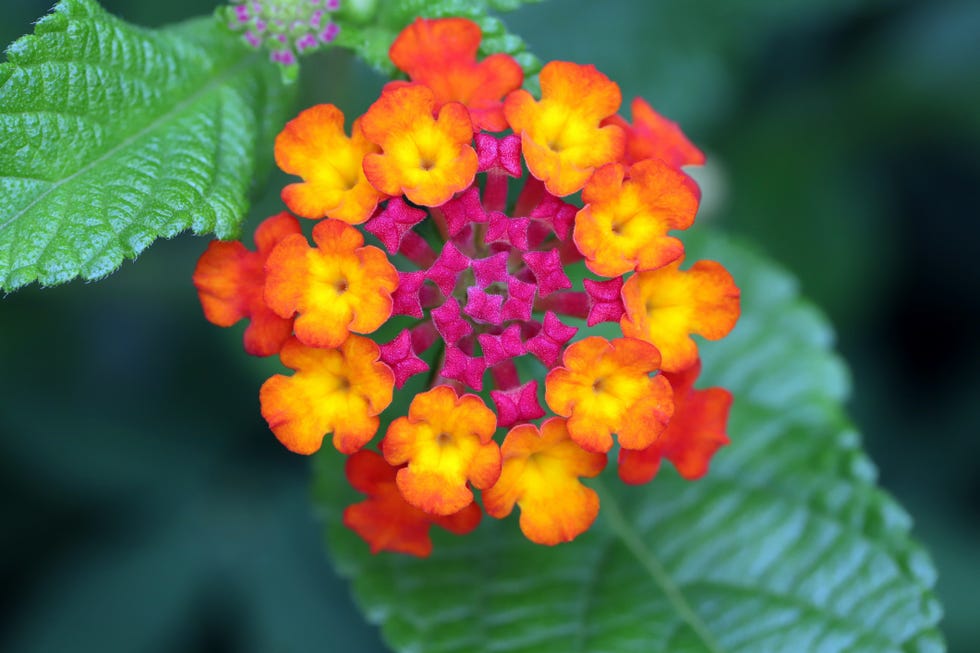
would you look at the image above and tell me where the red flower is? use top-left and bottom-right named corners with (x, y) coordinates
top-left (389, 17), bottom-right (522, 131)
top-left (619, 359), bottom-right (732, 483)
top-left (344, 450), bottom-right (481, 557)
top-left (193, 212), bottom-right (301, 356)
top-left (605, 97), bottom-right (706, 169)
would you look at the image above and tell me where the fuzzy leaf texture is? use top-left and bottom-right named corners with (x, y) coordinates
top-left (314, 232), bottom-right (945, 653)
top-left (0, 0), bottom-right (296, 291)
top-left (335, 0), bottom-right (542, 75)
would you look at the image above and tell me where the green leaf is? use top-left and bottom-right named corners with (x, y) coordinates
top-left (0, 0), bottom-right (296, 291)
top-left (313, 231), bottom-right (945, 653)
top-left (334, 0), bottom-right (542, 75)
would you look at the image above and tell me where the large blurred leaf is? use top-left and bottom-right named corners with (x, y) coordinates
top-left (0, 0), bottom-right (296, 291)
top-left (313, 232), bottom-right (944, 652)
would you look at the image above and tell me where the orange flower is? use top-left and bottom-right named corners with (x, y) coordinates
top-left (389, 18), bottom-right (523, 132)
top-left (504, 61), bottom-right (625, 196)
top-left (483, 418), bottom-right (607, 545)
top-left (619, 359), bottom-right (731, 484)
top-left (620, 259), bottom-right (740, 372)
top-left (344, 450), bottom-right (482, 557)
top-left (259, 336), bottom-right (394, 455)
top-left (605, 97), bottom-right (706, 168)
top-left (193, 211), bottom-right (301, 357)
top-left (545, 337), bottom-right (674, 453)
top-left (264, 219), bottom-right (398, 349)
top-left (574, 159), bottom-right (700, 277)
top-left (275, 104), bottom-right (383, 224)
top-left (382, 385), bottom-right (500, 516)
top-left (361, 84), bottom-right (478, 207)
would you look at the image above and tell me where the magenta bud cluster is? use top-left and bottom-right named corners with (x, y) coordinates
top-left (361, 134), bottom-right (635, 427)
top-left (224, 0), bottom-right (340, 66)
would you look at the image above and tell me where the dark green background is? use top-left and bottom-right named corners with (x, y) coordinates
top-left (2, 0), bottom-right (978, 651)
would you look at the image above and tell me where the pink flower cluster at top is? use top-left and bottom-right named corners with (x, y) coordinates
top-left (226, 0), bottom-right (340, 66)
top-left (194, 17), bottom-right (740, 556)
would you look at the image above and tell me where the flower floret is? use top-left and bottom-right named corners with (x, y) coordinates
top-left (389, 17), bottom-right (523, 132)
top-left (620, 258), bottom-right (740, 372)
top-left (574, 159), bottom-right (700, 276)
top-left (484, 417), bottom-right (607, 545)
top-left (193, 211), bottom-right (301, 357)
top-left (344, 450), bottom-right (481, 557)
top-left (264, 219), bottom-right (399, 349)
top-left (605, 97), bottom-right (706, 169)
top-left (382, 385), bottom-right (500, 515)
top-left (504, 61), bottom-right (625, 196)
top-left (619, 359), bottom-right (731, 484)
top-left (260, 335), bottom-right (394, 455)
top-left (275, 104), bottom-right (383, 224)
top-left (361, 84), bottom-right (478, 207)
top-left (545, 336), bottom-right (674, 453)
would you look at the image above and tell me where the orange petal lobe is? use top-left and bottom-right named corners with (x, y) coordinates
top-left (264, 219), bottom-right (399, 348)
top-left (193, 212), bottom-right (301, 356)
top-left (389, 18), bottom-right (523, 132)
top-left (343, 450), bottom-right (481, 557)
top-left (544, 337), bottom-right (674, 453)
top-left (275, 104), bottom-right (383, 224)
top-left (619, 360), bottom-right (731, 484)
top-left (574, 159), bottom-right (700, 276)
top-left (620, 259), bottom-right (740, 372)
top-left (606, 97), bottom-right (706, 168)
top-left (504, 61), bottom-right (624, 196)
top-left (361, 85), bottom-right (478, 206)
top-left (483, 418), bottom-right (607, 545)
top-left (259, 336), bottom-right (394, 455)
top-left (382, 385), bottom-right (500, 515)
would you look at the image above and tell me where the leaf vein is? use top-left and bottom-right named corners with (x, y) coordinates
top-left (595, 478), bottom-right (724, 653)
top-left (685, 578), bottom-right (900, 650)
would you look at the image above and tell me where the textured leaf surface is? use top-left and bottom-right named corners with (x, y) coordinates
top-left (313, 232), bottom-right (945, 653)
top-left (334, 0), bottom-right (542, 75)
top-left (0, 0), bottom-right (296, 290)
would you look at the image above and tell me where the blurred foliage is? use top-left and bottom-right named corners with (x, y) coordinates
top-left (1, 0), bottom-right (978, 652)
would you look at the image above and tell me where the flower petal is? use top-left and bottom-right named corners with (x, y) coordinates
top-left (361, 85), bottom-right (477, 207)
top-left (504, 62), bottom-right (624, 196)
top-left (275, 104), bottom-right (383, 223)
top-left (484, 418), bottom-right (607, 545)
top-left (193, 212), bottom-right (301, 356)
top-left (264, 219), bottom-right (398, 348)
top-left (260, 336), bottom-right (394, 454)
top-left (382, 386), bottom-right (500, 515)
top-left (545, 336), bottom-right (674, 452)
top-left (620, 259), bottom-right (740, 372)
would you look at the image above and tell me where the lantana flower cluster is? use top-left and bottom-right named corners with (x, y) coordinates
top-left (194, 17), bottom-right (740, 556)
